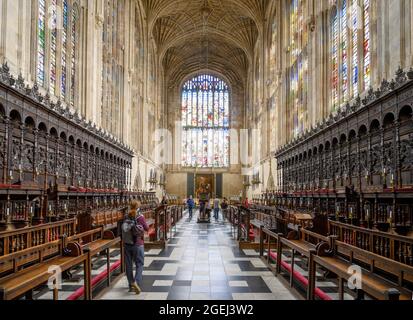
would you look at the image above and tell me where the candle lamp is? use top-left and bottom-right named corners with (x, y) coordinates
top-left (365, 171), bottom-right (370, 183)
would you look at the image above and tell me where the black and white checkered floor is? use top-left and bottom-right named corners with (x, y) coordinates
top-left (33, 210), bottom-right (359, 300)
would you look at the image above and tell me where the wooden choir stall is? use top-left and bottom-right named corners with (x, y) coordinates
top-left (0, 63), bottom-right (185, 300)
top-left (237, 68), bottom-right (413, 300)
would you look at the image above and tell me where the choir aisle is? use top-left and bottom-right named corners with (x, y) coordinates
top-left (99, 210), bottom-right (298, 300)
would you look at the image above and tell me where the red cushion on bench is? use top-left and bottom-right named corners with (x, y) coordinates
top-left (67, 260), bottom-right (121, 300)
top-left (269, 251), bottom-right (331, 301)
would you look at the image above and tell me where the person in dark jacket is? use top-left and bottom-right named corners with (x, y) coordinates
top-left (122, 200), bottom-right (149, 294)
top-left (187, 195), bottom-right (195, 220)
top-left (161, 196), bottom-right (168, 205)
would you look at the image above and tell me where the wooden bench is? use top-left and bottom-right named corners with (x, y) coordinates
top-left (260, 224), bottom-right (413, 300)
top-left (66, 227), bottom-right (123, 299)
top-left (0, 237), bottom-right (90, 300)
top-left (307, 238), bottom-right (413, 300)
top-left (277, 228), bottom-right (331, 289)
top-left (259, 227), bottom-right (332, 300)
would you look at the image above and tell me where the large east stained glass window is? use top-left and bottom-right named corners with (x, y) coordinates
top-left (181, 75), bottom-right (230, 168)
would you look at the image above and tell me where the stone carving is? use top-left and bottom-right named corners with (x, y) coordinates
top-left (400, 138), bottom-right (413, 169)
top-left (395, 66), bottom-right (407, 86)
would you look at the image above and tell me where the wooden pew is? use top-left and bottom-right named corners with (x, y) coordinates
top-left (0, 237), bottom-right (90, 300)
top-left (66, 227), bottom-right (123, 299)
top-left (260, 227), bottom-right (333, 300)
top-left (307, 239), bottom-right (413, 301)
top-left (260, 224), bottom-right (413, 300)
top-left (329, 220), bottom-right (413, 268)
top-left (278, 228), bottom-right (331, 289)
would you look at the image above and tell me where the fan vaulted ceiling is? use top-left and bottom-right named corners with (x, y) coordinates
top-left (143, 0), bottom-right (270, 87)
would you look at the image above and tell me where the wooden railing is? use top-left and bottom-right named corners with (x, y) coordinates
top-left (329, 220), bottom-right (413, 266)
top-left (0, 219), bottom-right (76, 256)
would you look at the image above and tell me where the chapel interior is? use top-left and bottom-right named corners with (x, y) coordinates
top-left (0, 0), bottom-right (412, 301)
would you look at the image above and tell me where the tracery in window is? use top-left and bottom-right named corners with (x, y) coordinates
top-left (181, 75), bottom-right (230, 168)
top-left (331, 0), bottom-right (372, 110)
top-left (36, 0), bottom-right (79, 106)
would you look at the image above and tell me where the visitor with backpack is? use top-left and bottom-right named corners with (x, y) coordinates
top-left (121, 200), bottom-right (148, 294)
top-left (187, 195), bottom-right (195, 220)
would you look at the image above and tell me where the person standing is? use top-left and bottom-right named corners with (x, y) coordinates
top-left (221, 198), bottom-right (229, 221)
top-left (206, 200), bottom-right (212, 220)
top-left (187, 195), bottom-right (195, 220)
top-left (121, 200), bottom-right (148, 294)
top-left (213, 197), bottom-right (220, 221)
top-left (243, 197), bottom-right (249, 208)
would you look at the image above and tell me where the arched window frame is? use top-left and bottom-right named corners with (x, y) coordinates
top-left (181, 74), bottom-right (231, 168)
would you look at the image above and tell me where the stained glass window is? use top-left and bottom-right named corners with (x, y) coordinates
top-left (70, 6), bottom-right (77, 106)
top-left (181, 75), bottom-right (230, 168)
top-left (291, 0), bottom-right (299, 60)
top-left (341, 0), bottom-right (348, 100)
top-left (350, 0), bottom-right (359, 97)
top-left (290, 0), bottom-right (308, 137)
top-left (61, 0), bottom-right (69, 100)
top-left (50, 0), bottom-right (58, 94)
top-left (331, 6), bottom-right (339, 109)
top-left (269, 21), bottom-right (277, 77)
top-left (363, 0), bottom-right (371, 90)
top-left (331, 0), bottom-right (372, 109)
top-left (37, 0), bottom-right (46, 86)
